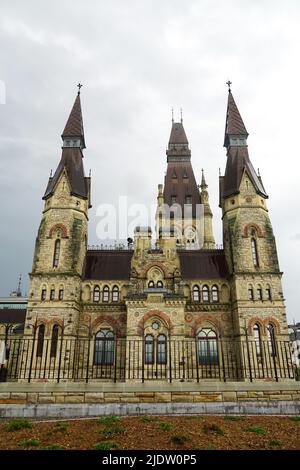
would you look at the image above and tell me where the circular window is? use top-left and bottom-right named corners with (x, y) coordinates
top-left (152, 321), bottom-right (160, 330)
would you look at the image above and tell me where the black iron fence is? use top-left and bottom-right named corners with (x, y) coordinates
top-left (0, 336), bottom-right (295, 383)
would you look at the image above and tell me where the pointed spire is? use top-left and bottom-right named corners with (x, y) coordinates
top-left (62, 88), bottom-right (85, 149)
top-left (200, 168), bottom-right (208, 190)
top-left (224, 88), bottom-right (248, 148)
top-left (167, 118), bottom-right (191, 162)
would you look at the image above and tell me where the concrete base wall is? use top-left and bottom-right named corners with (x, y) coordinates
top-left (0, 381), bottom-right (299, 417)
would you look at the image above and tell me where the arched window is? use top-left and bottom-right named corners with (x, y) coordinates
top-left (257, 285), bottom-right (263, 301)
top-left (50, 324), bottom-right (59, 358)
top-left (145, 334), bottom-right (154, 364)
top-left (267, 323), bottom-right (277, 356)
top-left (211, 285), bottom-right (219, 303)
top-left (157, 334), bottom-right (167, 364)
top-left (94, 329), bottom-right (115, 365)
top-left (157, 280), bottom-right (163, 288)
top-left (202, 285), bottom-right (209, 303)
top-left (266, 286), bottom-right (272, 301)
top-left (41, 288), bottom-right (47, 301)
top-left (192, 285), bottom-right (200, 302)
top-left (103, 285), bottom-right (110, 302)
top-left (251, 238), bottom-right (259, 267)
top-left (112, 286), bottom-right (119, 302)
top-left (253, 323), bottom-right (262, 358)
top-left (36, 324), bottom-right (45, 357)
top-left (53, 239), bottom-right (60, 268)
top-left (148, 280), bottom-right (155, 288)
top-left (58, 288), bottom-right (64, 301)
top-left (248, 286), bottom-right (254, 301)
top-left (197, 328), bottom-right (218, 365)
top-left (93, 285), bottom-right (100, 302)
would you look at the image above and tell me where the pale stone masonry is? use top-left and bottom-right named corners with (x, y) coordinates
top-left (3, 87), bottom-right (292, 384)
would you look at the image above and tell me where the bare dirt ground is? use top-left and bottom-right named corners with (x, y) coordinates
top-left (0, 415), bottom-right (299, 450)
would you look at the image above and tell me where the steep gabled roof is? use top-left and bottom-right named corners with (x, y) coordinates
top-left (169, 122), bottom-right (189, 145)
top-left (62, 93), bottom-right (85, 148)
top-left (224, 91), bottom-right (248, 147)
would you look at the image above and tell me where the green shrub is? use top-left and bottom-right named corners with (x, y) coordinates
top-left (17, 438), bottom-right (40, 448)
top-left (140, 415), bottom-right (155, 422)
top-left (171, 434), bottom-right (190, 444)
top-left (42, 444), bottom-right (65, 450)
top-left (244, 426), bottom-right (266, 435)
top-left (93, 440), bottom-right (118, 450)
top-left (289, 416), bottom-right (300, 422)
top-left (6, 418), bottom-right (32, 432)
top-left (269, 439), bottom-right (282, 447)
top-left (97, 416), bottom-right (119, 425)
top-left (98, 425), bottom-right (125, 435)
top-left (157, 422), bottom-right (173, 431)
top-left (224, 415), bottom-right (245, 421)
top-left (193, 443), bottom-right (216, 450)
top-left (203, 423), bottom-right (225, 435)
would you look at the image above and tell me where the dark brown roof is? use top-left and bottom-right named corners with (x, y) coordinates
top-left (0, 309), bottom-right (26, 324)
top-left (62, 93), bottom-right (85, 148)
top-left (178, 250), bottom-right (229, 279)
top-left (169, 122), bottom-right (189, 144)
top-left (163, 162), bottom-right (201, 218)
top-left (84, 250), bottom-right (134, 280)
top-left (43, 147), bottom-right (89, 200)
top-left (224, 91), bottom-right (248, 147)
top-left (222, 146), bottom-right (268, 198)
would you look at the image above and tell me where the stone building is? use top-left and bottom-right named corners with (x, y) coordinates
top-left (2, 86), bottom-right (293, 383)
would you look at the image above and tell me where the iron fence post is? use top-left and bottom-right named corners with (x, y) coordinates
top-left (219, 336), bottom-right (226, 382)
top-left (114, 338), bottom-right (118, 383)
top-left (243, 327), bottom-right (253, 383)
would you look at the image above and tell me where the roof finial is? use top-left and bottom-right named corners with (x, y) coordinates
top-left (17, 274), bottom-right (22, 297)
top-left (50, 169), bottom-right (52, 178)
top-left (171, 108), bottom-right (174, 124)
top-left (226, 80), bottom-right (232, 93)
top-left (180, 108), bottom-right (183, 123)
top-left (257, 168), bottom-right (261, 177)
top-left (77, 82), bottom-right (83, 95)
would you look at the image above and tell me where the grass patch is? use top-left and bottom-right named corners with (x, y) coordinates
top-left (203, 424), bottom-right (225, 436)
top-left (98, 425), bottom-right (125, 435)
top-left (224, 415), bottom-right (245, 421)
top-left (185, 415), bottom-right (204, 420)
top-left (157, 422), bottom-right (173, 431)
top-left (193, 443), bottom-right (216, 450)
top-left (244, 426), bottom-right (266, 435)
top-left (6, 418), bottom-right (33, 432)
top-left (42, 444), bottom-right (65, 450)
top-left (17, 438), bottom-right (40, 448)
top-left (48, 421), bottom-right (70, 435)
top-left (269, 439), bottom-right (282, 447)
top-left (140, 415), bottom-right (156, 422)
top-left (289, 416), bottom-right (300, 422)
top-left (171, 434), bottom-right (190, 444)
top-left (97, 416), bottom-right (119, 425)
top-left (93, 440), bottom-right (118, 450)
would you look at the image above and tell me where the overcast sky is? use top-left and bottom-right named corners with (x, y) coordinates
top-left (0, 0), bottom-right (299, 323)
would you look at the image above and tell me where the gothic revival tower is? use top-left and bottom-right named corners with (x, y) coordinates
top-left (25, 89), bottom-right (91, 341)
top-left (220, 87), bottom-right (289, 341)
top-left (156, 119), bottom-right (215, 248)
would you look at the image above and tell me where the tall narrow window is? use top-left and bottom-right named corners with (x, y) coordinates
top-left (41, 288), bottom-right (47, 301)
top-left (202, 285), bottom-right (209, 303)
top-left (50, 324), bottom-right (59, 358)
top-left (53, 239), bottom-right (60, 268)
top-left (253, 323), bottom-right (262, 358)
top-left (58, 289), bottom-right (64, 301)
top-left (266, 287), bottom-right (272, 301)
top-left (94, 329), bottom-right (114, 365)
top-left (157, 334), bottom-right (167, 364)
top-left (248, 287), bottom-right (254, 301)
top-left (267, 323), bottom-right (277, 356)
top-left (145, 335), bottom-right (154, 364)
top-left (93, 286), bottom-right (100, 302)
top-left (36, 324), bottom-right (45, 357)
top-left (211, 285), bottom-right (219, 303)
top-left (251, 238), bottom-right (259, 267)
top-left (197, 329), bottom-right (218, 365)
top-left (103, 285), bottom-right (109, 302)
top-left (112, 286), bottom-right (119, 302)
top-left (257, 287), bottom-right (263, 301)
top-left (50, 289), bottom-right (55, 301)
top-left (193, 285), bottom-right (200, 302)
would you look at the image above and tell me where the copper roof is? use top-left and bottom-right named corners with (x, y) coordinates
top-left (224, 91), bottom-right (248, 147)
top-left (43, 147), bottom-right (89, 200)
top-left (178, 250), bottom-right (229, 279)
top-left (62, 93), bottom-right (85, 148)
top-left (222, 146), bottom-right (268, 198)
top-left (84, 250), bottom-right (134, 280)
top-left (0, 309), bottom-right (26, 324)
